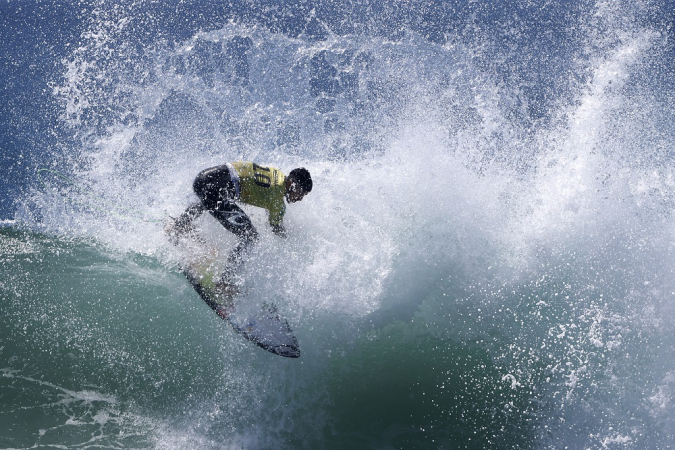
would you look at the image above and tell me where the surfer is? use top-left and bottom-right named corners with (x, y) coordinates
top-left (167, 162), bottom-right (312, 280)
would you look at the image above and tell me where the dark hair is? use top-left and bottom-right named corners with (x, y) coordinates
top-left (288, 167), bottom-right (312, 192)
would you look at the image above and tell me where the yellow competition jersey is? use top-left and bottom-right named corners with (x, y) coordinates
top-left (231, 162), bottom-right (286, 226)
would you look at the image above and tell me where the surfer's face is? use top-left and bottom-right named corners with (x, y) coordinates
top-left (286, 182), bottom-right (308, 203)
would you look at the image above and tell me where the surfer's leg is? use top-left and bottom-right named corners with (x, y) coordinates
top-left (166, 202), bottom-right (205, 243)
top-left (208, 202), bottom-right (258, 281)
top-left (175, 202), bottom-right (205, 231)
top-left (192, 166), bottom-right (254, 279)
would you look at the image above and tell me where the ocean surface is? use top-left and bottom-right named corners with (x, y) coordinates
top-left (2, 0), bottom-right (675, 448)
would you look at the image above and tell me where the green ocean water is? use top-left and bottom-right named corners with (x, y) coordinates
top-left (4, 224), bottom-right (672, 448)
top-left (1, 227), bottom-right (541, 448)
top-left (0, 227), bottom-right (220, 447)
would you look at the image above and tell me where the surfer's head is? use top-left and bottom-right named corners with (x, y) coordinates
top-left (285, 168), bottom-right (312, 203)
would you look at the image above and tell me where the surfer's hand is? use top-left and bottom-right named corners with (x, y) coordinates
top-left (271, 224), bottom-right (287, 238)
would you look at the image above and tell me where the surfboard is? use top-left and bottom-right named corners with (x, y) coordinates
top-left (180, 250), bottom-right (300, 358)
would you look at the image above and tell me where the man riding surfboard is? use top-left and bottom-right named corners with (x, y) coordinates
top-left (167, 162), bottom-right (312, 282)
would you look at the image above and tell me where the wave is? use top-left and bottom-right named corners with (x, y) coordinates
top-left (4, 0), bottom-right (675, 448)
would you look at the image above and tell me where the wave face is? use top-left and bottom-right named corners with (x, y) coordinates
top-left (3, 0), bottom-right (675, 448)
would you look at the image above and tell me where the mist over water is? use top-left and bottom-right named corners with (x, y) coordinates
top-left (2, 0), bottom-right (675, 448)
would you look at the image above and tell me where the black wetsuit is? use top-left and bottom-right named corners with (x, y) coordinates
top-left (173, 164), bottom-right (259, 273)
top-left (192, 165), bottom-right (258, 242)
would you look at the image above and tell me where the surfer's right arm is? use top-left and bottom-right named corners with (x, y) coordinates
top-left (271, 223), bottom-right (287, 238)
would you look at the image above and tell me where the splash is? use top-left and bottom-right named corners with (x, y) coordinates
top-left (9, 0), bottom-right (675, 447)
